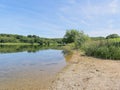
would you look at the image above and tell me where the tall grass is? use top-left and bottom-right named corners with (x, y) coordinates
top-left (62, 43), bottom-right (74, 54)
top-left (82, 38), bottom-right (120, 60)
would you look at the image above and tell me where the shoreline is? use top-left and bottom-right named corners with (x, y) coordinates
top-left (49, 51), bottom-right (120, 90)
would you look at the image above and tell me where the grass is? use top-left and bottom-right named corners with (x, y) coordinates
top-left (61, 43), bottom-right (74, 55)
top-left (82, 38), bottom-right (120, 60)
top-left (0, 43), bottom-right (40, 46)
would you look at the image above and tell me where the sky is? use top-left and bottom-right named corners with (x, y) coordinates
top-left (0, 0), bottom-right (120, 38)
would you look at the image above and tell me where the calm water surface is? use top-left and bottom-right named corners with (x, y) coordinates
top-left (0, 45), bottom-right (70, 90)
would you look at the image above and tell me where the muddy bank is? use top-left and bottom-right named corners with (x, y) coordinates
top-left (49, 51), bottom-right (120, 90)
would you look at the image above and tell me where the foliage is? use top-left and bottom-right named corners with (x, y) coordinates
top-left (0, 34), bottom-right (63, 46)
top-left (91, 37), bottom-right (105, 41)
top-left (106, 34), bottom-right (120, 39)
top-left (62, 43), bottom-right (74, 55)
top-left (63, 30), bottom-right (82, 43)
top-left (63, 29), bottom-right (90, 49)
top-left (75, 33), bottom-right (90, 49)
top-left (84, 38), bottom-right (120, 60)
top-left (63, 31), bottom-right (120, 60)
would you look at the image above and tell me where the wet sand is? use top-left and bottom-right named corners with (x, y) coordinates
top-left (49, 51), bottom-right (120, 90)
top-left (0, 70), bottom-right (54, 90)
top-left (0, 64), bottom-right (66, 90)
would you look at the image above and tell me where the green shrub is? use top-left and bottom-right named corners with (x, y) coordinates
top-left (84, 39), bottom-right (120, 60)
top-left (106, 34), bottom-right (120, 39)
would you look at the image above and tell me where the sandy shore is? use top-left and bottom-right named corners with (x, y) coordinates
top-left (49, 51), bottom-right (120, 90)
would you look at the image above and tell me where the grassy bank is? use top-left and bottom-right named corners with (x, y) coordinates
top-left (61, 30), bottom-right (120, 60)
top-left (62, 36), bottom-right (120, 60)
top-left (0, 43), bottom-right (40, 46)
top-left (82, 38), bottom-right (120, 60)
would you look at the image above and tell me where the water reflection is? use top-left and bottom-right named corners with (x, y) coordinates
top-left (62, 50), bottom-right (73, 62)
top-left (0, 45), bottom-right (73, 89)
top-left (0, 45), bottom-right (60, 53)
top-left (0, 48), bottom-right (67, 89)
top-left (64, 53), bottom-right (73, 62)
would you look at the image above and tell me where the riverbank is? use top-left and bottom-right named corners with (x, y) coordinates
top-left (49, 51), bottom-right (120, 90)
top-left (0, 43), bottom-right (40, 45)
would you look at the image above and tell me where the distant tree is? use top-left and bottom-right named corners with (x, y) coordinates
top-left (32, 35), bottom-right (39, 38)
top-left (106, 34), bottom-right (120, 39)
top-left (0, 39), bottom-right (5, 43)
top-left (27, 35), bottom-right (32, 38)
top-left (63, 30), bottom-right (81, 43)
top-left (15, 35), bottom-right (23, 39)
top-left (29, 39), bottom-right (34, 44)
top-left (91, 37), bottom-right (105, 41)
top-left (63, 29), bottom-right (89, 44)
top-left (0, 34), bottom-right (63, 45)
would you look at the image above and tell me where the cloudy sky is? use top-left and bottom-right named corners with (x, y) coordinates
top-left (0, 0), bottom-right (120, 38)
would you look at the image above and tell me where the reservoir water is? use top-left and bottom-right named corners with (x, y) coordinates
top-left (0, 45), bottom-right (68, 90)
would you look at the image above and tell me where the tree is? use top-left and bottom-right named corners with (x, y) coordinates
top-left (63, 29), bottom-right (81, 43)
top-left (63, 29), bottom-right (89, 44)
top-left (75, 33), bottom-right (89, 48)
top-left (27, 35), bottom-right (32, 38)
top-left (0, 34), bottom-right (63, 45)
top-left (106, 34), bottom-right (119, 39)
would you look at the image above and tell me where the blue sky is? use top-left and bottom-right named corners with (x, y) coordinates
top-left (0, 0), bottom-right (120, 38)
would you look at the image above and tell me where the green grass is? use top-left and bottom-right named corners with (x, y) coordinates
top-left (61, 43), bottom-right (74, 54)
top-left (0, 43), bottom-right (40, 45)
top-left (82, 38), bottom-right (120, 60)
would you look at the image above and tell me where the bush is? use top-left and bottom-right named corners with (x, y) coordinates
top-left (63, 29), bottom-right (90, 49)
top-left (106, 34), bottom-right (120, 39)
top-left (62, 43), bottom-right (74, 55)
top-left (84, 39), bottom-right (120, 60)
top-left (75, 34), bottom-right (90, 49)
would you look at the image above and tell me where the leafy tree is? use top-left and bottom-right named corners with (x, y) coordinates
top-left (27, 35), bottom-right (33, 38)
top-left (106, 34), bottom-right (119, 39)
top-left (63, 29), bottom-right (89, 44)
top-left (75, 33), bottom-right (89, 48)
top-left (63, 30), bottom-right (81, 43)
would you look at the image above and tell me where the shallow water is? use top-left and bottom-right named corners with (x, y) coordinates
top-left (0, 46), bottom-right (68, 90)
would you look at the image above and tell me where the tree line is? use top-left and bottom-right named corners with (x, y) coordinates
top-left (0, 34), bottom-right (63, 45)
top-left (0, 31), bottom-right (119, 46)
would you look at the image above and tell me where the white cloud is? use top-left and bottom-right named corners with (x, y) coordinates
top-left (82, 0), bottom-right (119, 17)
top-left (59, 0), bottom-right (120, 19)
top-left (109, 0), bottom-right (119, 14)
top-left (58, 0), bottom-right (120, 36)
